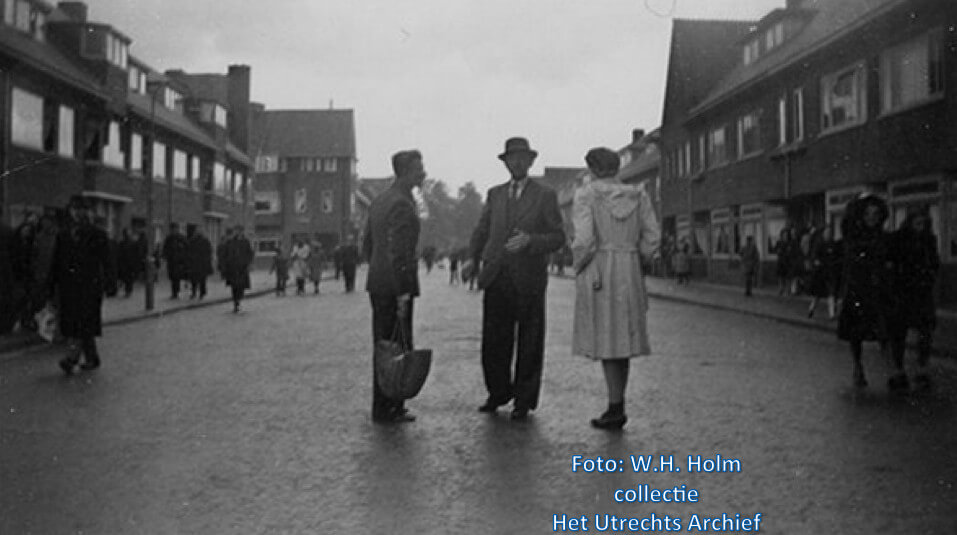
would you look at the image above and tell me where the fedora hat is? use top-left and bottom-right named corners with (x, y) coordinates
top-left (498, 137), bottom-right (538, 160)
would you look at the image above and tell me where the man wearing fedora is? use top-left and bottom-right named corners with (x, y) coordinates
top-left (470, 137), bottom-right (565, 420)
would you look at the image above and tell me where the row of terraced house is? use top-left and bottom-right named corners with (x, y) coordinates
top-left (657, 0), bottom-right (957, 305)
top-left (0, 0), bottom-right (357, 259)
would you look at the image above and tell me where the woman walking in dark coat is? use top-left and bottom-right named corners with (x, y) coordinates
top-left (775, 228), bottom-right (794, 296)
top-left (117, 228), bottom-right (140, 297)
top-left (221, 225), bottom-right (254, 313)
top-left (50, 197), bottom-right (116, 374)
top-left (887, 209), bottom-right (939, 391)
top-left (806, 227), bottom-right (842, 319)
top-left (837, 194), bottom-right (894, 388)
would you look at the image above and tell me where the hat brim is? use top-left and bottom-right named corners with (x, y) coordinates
top-left (498, 149), bottom-right (538, 160)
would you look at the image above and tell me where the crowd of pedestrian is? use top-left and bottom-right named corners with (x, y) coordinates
top-left (267, 235), bottom-right (360, 297)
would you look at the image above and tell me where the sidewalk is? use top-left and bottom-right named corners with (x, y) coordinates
top-left (640, 275), bottom-right (957, 359)
top-left (0, 269), bottom-right (330, 355)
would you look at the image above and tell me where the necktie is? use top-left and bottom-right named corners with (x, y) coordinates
top-left (510, 182), bottom-right (519, 200)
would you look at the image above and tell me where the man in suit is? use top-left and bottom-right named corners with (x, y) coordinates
top-left (339, 235), bottom-right (360, 292)
top-left (471, 137), bottom-right (565, 420)
top-left (363, 150), bottom-right (426, 424)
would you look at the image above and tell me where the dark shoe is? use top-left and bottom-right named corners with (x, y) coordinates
top-left (510, 407), bottom-right (530, 420)
top-left (591, 412), bottom-right (627, 430)
top-left (478, 399), bottom-right (506, 413)
top-left (373, 408), bottom-right (416, 424)
top-left (58, 358), bottom-right (77, 375)
top-left (888, 373), bottom-right (909, 392)
top-left (79, 358), bottom-right (101, 371)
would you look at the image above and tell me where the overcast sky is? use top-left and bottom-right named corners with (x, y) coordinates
top-left (86, 0), bottom-right (782, 194)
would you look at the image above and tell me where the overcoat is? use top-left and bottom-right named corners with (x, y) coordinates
top-left (50, 221), bottom-right (116, 338)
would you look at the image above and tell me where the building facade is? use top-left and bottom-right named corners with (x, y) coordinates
top-left (659, 0), bottom-right (957, 304)
top-left (250, 107), bottom-right (357, 264)
top-left (0, 1), bottom-right (254, 250)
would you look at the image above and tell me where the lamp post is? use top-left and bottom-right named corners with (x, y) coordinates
top-left (144, 73), bottom-right (166, 311)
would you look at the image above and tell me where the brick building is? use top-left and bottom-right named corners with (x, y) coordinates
top-left (250, 107), bottom-right (357, 263)
top-left (659, 0), bottom-right (957, 304)
top-left (1, 1), bottom-right (254, 249)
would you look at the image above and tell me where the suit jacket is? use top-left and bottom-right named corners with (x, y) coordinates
top-left (364, 184), bottom-right (421, 297)
top-left (470, 179), bottom-right (565, 294)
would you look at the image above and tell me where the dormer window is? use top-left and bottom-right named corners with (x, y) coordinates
top-left (163, 87), bottom-right (183, 112)
top-left (765, 22), bottom-right (784, 52)
top-left (128, 65), bottom-right (147, 95)
top-left (743, 39), bottom-right (759, 66)
top-left (3, 0), bottom-right (46, 41)
top-left (199, 102), bottom-right (228, 128)
top-left (82, 26), bottom-right (129, 69)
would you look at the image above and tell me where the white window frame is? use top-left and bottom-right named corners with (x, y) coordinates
top-left (324, 158), bottom-right (338, 172)
top-left (102, 121), bottom-right (124, 169)
top-left (880, 28), bottom-right (944, 115)
top-left (696, 135), bottom-right (706, 173)
top-left (190, 156), bottom-right (201, 190)
top-left (172, 150), bottom-right (188, 188)
top-left (57, 105), bottom-right (74, 158)
top-left (737, 111), bottom-right (761, 159)
top-left (707, 125), bottom-right (728, 168)
top-left (213, 162), bottom-right (226, 195)
top-left (791, 87), bottom-right (804, 142)
top-left (130, 133), bottom-right (143, 174)
top-left (743, 39), bottom-right (759, 65)
top-left (821, 61), bottom-right (868, 133)
top-left (777, 95), bottom-right (787, 146)
top-left (152, 141), bottom-right (167, 181)
top-left (11, 86), bottom-right (43, 151)
top-left (765, 22), bottom-right (784, 52)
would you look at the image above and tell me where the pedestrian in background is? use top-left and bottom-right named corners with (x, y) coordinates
top-left (332, 244), bottom-right (342, 280)
top-left (290, 239), bottom-right (311, 295)
top-left (186, 224), bottom-right (213, 299)
top-left (471, 137), bottom-right (565, 420)
top-left (162, 223), bottom-right (188, 299)
top-left (269, 242), bottom-right (289, 296)
top-left (222, 225), bottom-right (254, 313)
top-left (806, 227), bottom-right (841, 319)
top-left (775, 228), bottom-right (793, 296)
top-left (740, 235), bottom-right (760, 297)
top-left (837, 194), bottom-right (894, 388)
top-left (887, 208), bottom-right (939, 391)
top-left (363, 150), bottom-right (426, 423)
top-left (117, 228), bottom-right (140, 297)
top-left (673, 242), bottom-right (690, 285)
top-left (308, 239), bottom-right (325, 294)
top-left (216, 227), bottom-right (234, 281)
top-left (339, 235), bottom-right (359, 293)
top-left (449, 253), bottom-right (459, 284)
top-left (12, 213), bottom-right (39, 329)
top-left (571, 147), bottom-right (660, 430)
top-left (50, 196), bottom-right (116, 374)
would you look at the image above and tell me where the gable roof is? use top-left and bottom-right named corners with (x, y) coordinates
top-left (253, 109), bottom-right (356, 158)
top-left (690, 0), bottom-right (905, 117)
top-left (167, 71), bottom-right (228, 103)
top-left (0, 23), bottom-right (108, 99)
top-left (127, 91), bottom-right (218, 151)
top-left (662, 19), bottom-right (757, 131)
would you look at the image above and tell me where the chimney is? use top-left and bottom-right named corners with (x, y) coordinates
top-left (227, 65), bottom-right (252, 154)
top-left (632, 129), bottom-right (645, 144)
top-left (58, 2), bottom-right (88, 22)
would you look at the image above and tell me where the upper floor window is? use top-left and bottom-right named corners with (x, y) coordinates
top-left (105, 33), bottom-right (128, 69)
top-left (57, 106), bottom-right (74, 158)
top-left (130, 133), bottom-right (143, 174)
top-left (777, 95), bottom-right (787, 146)
top-left (255, 155), bottom-right (278, 173)
top-left (200, 102), bottom-right (227, 128)
top-left (321, 190), bottom-right (334, 213)
top-left (10, 87), bottom-right (43, 151)
top-left (101, 121), bottom-right (124, 168)
top-left (791, 88), bottom-right (804, 142)
top-left (213, 162), bottom-right (227, 195)
top-left (695, 135), bottom-right (706, 173)
top-left (234, 171), bottom-right (245, 199)
top-left (173, 150), bottom-right (188, 188)
top-left (323, 158), bottom-right (338, 172)
top-left (707, 125), bottom-right (729, 168)
top-left (821, 62), bottom-right (867, 132)
top-left (190, 156), bottom-right (201, 190)
top-left (163, 87), bottom-right (183, 112)
top-left (737, 111), bottom-right (761, 158)
top-left (304, 158), bottom-right (315, 172)
top-left (152, 142), bottom-right (167, 181)
top-left (4, 0), bottom-right (44, 40)
top-left (765, 22), bottom-right (784, 52)
top-left (128, 66), bottom-right (147, 95)
top-left (743, 39), bottom-right (759, 66)
top-left (880, 28), bottom-right (944, 114)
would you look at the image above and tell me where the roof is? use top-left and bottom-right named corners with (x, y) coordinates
top-left (691, 0), bottom-right (905, 117)
top-left (126, 91), bottom-right (218, 151)
top-left (254, 109), bottom-right (356, 158)
top-left (540, 167), bottom-right (587, 189)
top-left (167, 72), bottom-right (228, 103)
top-left (618, 129), bottom-right (661, 181)
top-left (0, 25), bottom-right (108, 99)
top-left (661, 19), bottom-right (756, 129)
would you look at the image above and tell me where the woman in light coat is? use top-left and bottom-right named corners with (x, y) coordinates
top-left (289, 240), bottom-right (311, 295)
top-left (572, 147), bottom-right (660, 430)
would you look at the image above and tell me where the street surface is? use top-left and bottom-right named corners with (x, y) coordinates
top-left (1, 268), bottom-right (955, 534)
